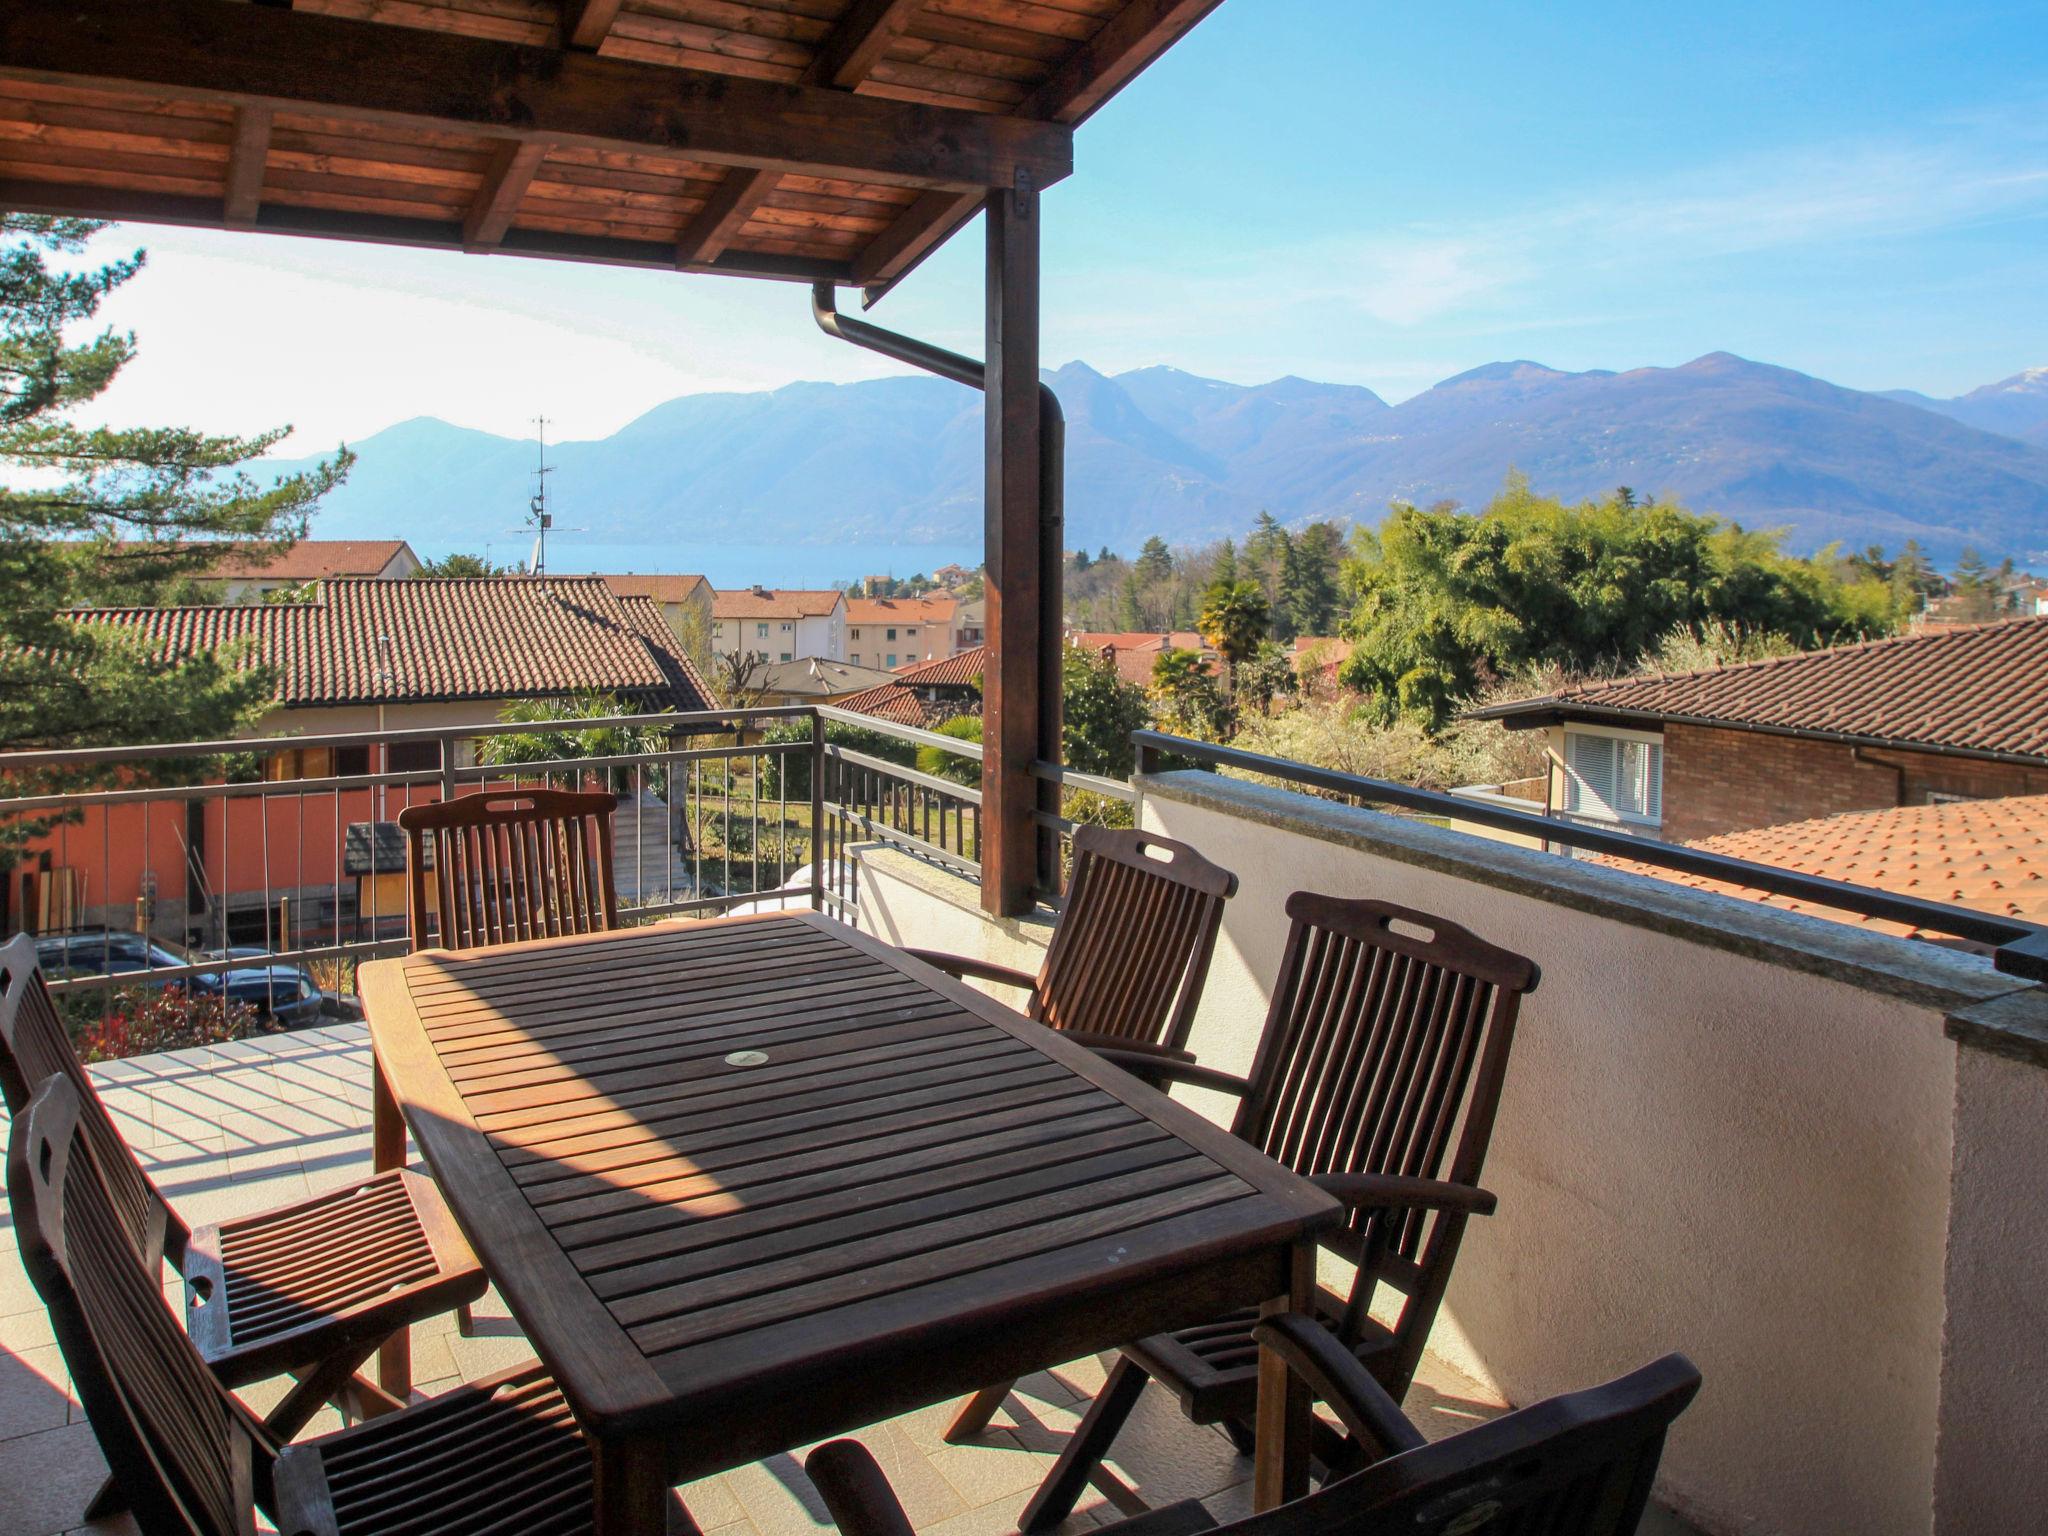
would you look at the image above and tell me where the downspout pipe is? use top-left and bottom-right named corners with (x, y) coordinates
top-left (812, 283), bottom-right (1066, 894)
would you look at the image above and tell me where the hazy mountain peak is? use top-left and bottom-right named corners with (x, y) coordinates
top-left (268, 355), bottom-right (2048, 568)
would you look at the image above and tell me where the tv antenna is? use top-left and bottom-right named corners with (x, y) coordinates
top-left (514, 414), bottom-right (585, 575)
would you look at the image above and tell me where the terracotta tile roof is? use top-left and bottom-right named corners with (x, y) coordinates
top-left (204, 539), bottom-right (416, 581)
top-left (1066, 631), bottom-right (1209, 653)
top-left (70, 577), bottom-right (711, 711)
top-left (597, 573), bottom-right (710, 605)
top-left (1470, 616), bottom-right (2048, 763)
top-left (830, 682), bottom-right (932, 729)
top-left (712, 587), bottom-right (844, 620)
top-left (895, 647), bottom-right (985, 686)
top-left (845, 596), bottom-right (956, 627)
top-left (1292, 636), bottom-right (1353, 672)
top-left (1597, 795), bottom-right (2048, 946)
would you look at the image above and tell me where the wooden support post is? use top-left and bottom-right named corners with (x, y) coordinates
top-left (981, 174), bottom-right (1042, 917)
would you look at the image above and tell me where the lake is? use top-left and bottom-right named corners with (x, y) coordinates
top-left (410, 539), bottom-right (984, 589)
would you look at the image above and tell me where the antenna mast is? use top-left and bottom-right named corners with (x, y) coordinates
top-left (528, 413), bottom-right (554, 576)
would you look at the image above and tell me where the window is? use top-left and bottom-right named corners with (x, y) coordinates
top-left (850, 627), bottom-right (861, 639)
top-left (1560, 729), bottom-right (1662, 828)
top-left (780, 621), bottom-right (793, 632)
top-left (850, 653), bottom-right (861, 665)
top-left (885, 654), bottom-right (897, 668)
top-left (905, 627), bottom-right (917, 638)
top-left (335, 746), bottom-right (371, 778)
top-left (386, 741), bottom-right (439, 774)
top-left (755, 622), bottom-right (769, 639)
top-left (780, 652), bottom-right (792, 662)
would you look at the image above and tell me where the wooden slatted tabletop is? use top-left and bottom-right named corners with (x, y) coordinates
top-left (360, 910), bottom-right (1340, 1535)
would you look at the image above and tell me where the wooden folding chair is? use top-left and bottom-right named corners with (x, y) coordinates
top-left (400, 786), bottom-right (620, 952)
top-left (8, 1070), bottom-right (654, 1536)
top-left (911, 823), bottom-right (1236, 1056)
top-left (812, 1317), bottom-right (1698, 1536)
top-left (1005, 893), bottom-right (1541, 1528)
top-left (0, 933), bottom-right (485, 1462)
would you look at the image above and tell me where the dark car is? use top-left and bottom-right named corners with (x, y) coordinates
top-left (33, 929), bottom-right (327, 1029)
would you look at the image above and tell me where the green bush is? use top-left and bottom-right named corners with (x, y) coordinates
top-left (915, 714), bottom-right (982, 786)
top-left (758, 719), bottom-right (918, 799)
top-left (59, 986), bottom-right (272, 1062)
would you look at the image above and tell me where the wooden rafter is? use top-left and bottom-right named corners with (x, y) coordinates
top-left (0, 0), bottom-right (1071, 192)
top-left (853, 0), bottom-right (1222, 298)
top-left (676, 0), bottom-right (928, 268)
top-left (464, 140), bottom-right (549, 251)
top-left (221, 104), bottom-right (271, 228)
top-left (557, 0), bottom-right (625, 51)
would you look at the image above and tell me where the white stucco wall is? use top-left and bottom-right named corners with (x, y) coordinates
top-left (1131, 772), bottom-right (2012, 1536)
top-left (1931, 992), bottom-right (2048, 1534)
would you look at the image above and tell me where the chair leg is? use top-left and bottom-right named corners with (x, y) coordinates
top-left (942, 1380), bottom-right (1015, 1444)
top-left (457, 1302), bottom-right (476, 1338)
top-left (1220, 1417), bottom-right (1256, 1457)
top-left (83, 1473), bottom-right (126, 1522)
top-left (1018, 1356), bottom-right (1149, 1534)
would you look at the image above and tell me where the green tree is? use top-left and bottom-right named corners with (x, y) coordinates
top-left (1278, 522), bottom-right (1344, 638)
top-left (1244, 511), bottom-right (1290, 587)
top-left (1133, 536), bottom-right (1174, 586)
top-left (1197, 578), bottom-right (1270, 675)
top-left (1949, 548), bottom-right (2000, 622)
top-left (0, 215), bottom-right (349, 755)
top-left (1150, 648), bottom-right (1228, 738)
top-left (1232, 639), bottom-right (1299, 717)
top-left (1337, 478), bottom-right (1890, 731)
top-left (1060, 644), bottom-right (1149, 779)
top-left (1209, 538), bottom-right (1239, 590)
top-left (472, 692), bottom-right (669, 794)
top-left (412, 551), bottom-right (513, 578)
top-left (1116, 570), bottom-right (1144, 631)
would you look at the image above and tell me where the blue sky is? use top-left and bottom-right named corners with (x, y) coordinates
top-left (77, 0), bottom-right (2048, 456)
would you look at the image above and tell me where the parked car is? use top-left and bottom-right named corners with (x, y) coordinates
top-left (33, 929), bottom-right (327, 1029)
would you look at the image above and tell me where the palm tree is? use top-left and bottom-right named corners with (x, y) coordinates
top-left (1198, 579), bottom-right (1271, 692)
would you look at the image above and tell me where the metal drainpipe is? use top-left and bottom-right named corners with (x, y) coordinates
top-left (811, 283), bottom-right (1066, 895)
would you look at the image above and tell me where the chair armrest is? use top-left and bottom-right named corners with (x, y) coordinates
top-left (1252, 1313), bottom-right (1428, 1457)
top-left (900, 949), bottom-right (1040, 994)
top-left (805, 1440), bottom-right (918, 1536)
top-left (1310, 1172), bottom-right (1498, 1217)
top-left (1095, 1050), bottom-right (1252, 1098)
top-left (1059, 1032), bottom-right (1196, 1064)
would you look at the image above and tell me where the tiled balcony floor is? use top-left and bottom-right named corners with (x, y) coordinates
top-left (0, 1030), bottom-right (1695, 1536)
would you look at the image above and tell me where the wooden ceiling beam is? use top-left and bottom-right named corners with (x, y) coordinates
top-left (1019, 0), bottom-right (1223, 125)
top-left (675, 0), bottom-right (928, 268)
top-left (464, 139), bottom-right (549, 250)
top-left (850, 0), bottom-right (1220, 299)
top-left (222, 104), bottom-right (272, 227)
top-left (0, 175), bottom-right (854, 285)
top-left (558, 0), bottom-right (625, 51)
top-left (0, 0), bottom-right (1070, 192)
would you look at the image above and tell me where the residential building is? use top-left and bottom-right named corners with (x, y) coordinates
top-left (201, 538), bottom-right (420, 600)
top-left (1067, 630), bottom-right (1214, 688)
top-left (711, 587), bottom-right (846, 665)
top-left (835, 646), bottom-right (985, 729)
top-left (26, 578), bottom-right (710, 942)
top-left (1470, 616), bottom-right (2048, 843)
top-left (750, 656), bottom-right (898, 707)
top-left (846, 595), bottom-right (958, 669)
top-left (953, 597), bottom-right (985, 649)
top-left (1598, 793), bottom-right (2048, 949)
top-left (597, 572), bottom-right (713, 653)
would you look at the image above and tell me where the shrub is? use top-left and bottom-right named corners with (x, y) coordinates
top-left (60, 986), bottom-right (273, 1063)
top-left (915, 714), bottom-right (982, 786)
top-left (758, 719), bottom-right (918, 799)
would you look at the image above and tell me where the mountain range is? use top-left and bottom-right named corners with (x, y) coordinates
top-left (271, 354), bottom-right (2048, 565)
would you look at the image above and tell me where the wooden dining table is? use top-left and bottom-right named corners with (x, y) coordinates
top-left (359, 909), bottom-right (1342, 1535)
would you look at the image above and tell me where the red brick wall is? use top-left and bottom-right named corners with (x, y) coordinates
top-left (1660, 722), bottom-right (2048, 843)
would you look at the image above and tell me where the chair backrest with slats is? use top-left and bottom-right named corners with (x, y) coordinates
top-left (1033, 826), bottom-right (1237, 1051)
top-left (1236, 893), bottom-right (1539, 1389)
top-left (9, 1074), bottom-right (261, 1536)
top-left (1201, 1354), bottom-right (1699, 1536)
top-left (0, 932), bottom-right (182, 1266)
top-left (400, 787), bottom-right (620, 952)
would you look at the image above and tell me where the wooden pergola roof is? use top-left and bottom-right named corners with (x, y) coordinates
top-left (0, 0), bottom-right (1220, 298)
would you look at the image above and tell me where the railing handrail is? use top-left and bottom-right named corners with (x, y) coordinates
top-left (0, 706), bottom-right (817, 770)
top-left (1132, 728), bottom-right (2048, 980)
top-left (815, 704), bottom-right (985, 760)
